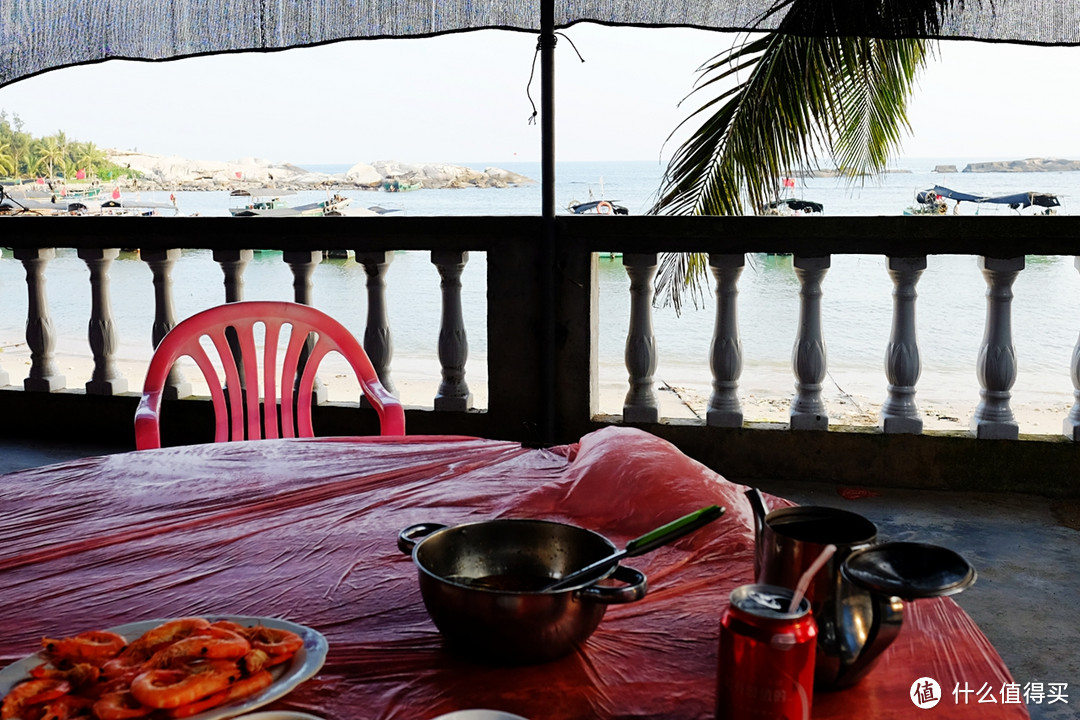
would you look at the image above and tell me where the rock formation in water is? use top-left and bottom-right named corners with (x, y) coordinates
top-left (962, 157), bottom-right (1080, 173)
top-left (934, 165), bottom-right (958, 173)
top-left (103, 150), bottom-right (535, 191)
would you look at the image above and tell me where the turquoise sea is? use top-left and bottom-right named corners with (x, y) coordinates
top-left (1, 159), bottom-right (1079, 432)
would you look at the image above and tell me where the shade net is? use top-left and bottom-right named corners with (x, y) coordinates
top-left (0, 428), bottom-right (1026, 719)
top-left (2, 0), bottom-right (1079, 88)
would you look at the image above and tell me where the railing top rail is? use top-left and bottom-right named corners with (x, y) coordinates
top-left (4, 214), bottom-right (1079, 257)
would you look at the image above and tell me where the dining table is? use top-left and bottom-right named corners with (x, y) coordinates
top-left (0, 426), bottom-right (1028, 719)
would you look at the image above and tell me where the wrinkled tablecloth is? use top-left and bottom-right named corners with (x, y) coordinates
top-left (0, 427), bottom-right (1026, 719)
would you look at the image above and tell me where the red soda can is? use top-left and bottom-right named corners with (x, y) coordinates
top-left (716, 584), bottom-right (817, 720)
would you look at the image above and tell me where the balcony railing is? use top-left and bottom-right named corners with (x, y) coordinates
top-left (1, 215), bottom-right (1078, 496)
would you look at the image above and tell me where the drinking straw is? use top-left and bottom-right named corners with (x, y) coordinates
top-left (788, 544), bottom-right (837, 613)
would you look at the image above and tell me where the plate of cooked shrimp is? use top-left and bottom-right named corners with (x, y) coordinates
top-left (0, 615), bottom-right (328, 720)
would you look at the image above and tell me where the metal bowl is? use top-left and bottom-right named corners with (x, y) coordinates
top-left (398, 519), bottom-right (647, 664)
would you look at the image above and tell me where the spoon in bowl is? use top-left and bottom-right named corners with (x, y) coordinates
top-left (542, 504), bottom-right (725, 592)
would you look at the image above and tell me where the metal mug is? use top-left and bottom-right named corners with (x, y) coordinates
top-left (750, 500), bottom-right (904, 690)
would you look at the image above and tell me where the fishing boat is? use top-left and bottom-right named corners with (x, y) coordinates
top-left (904, 186), bottom-right (1061, 215)
top-left (568, 199), bottom-right (629, 215)
top-left (229, 189), bottom-right (351, 217)
top-left (382, 178), bottom-right (422, 192)
top-left (760, 177), bottom-right (823, 216)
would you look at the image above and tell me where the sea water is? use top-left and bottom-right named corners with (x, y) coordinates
top-left (1, 159), bottom-right (1079, 430)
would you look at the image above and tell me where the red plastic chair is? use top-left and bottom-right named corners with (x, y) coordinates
top-left (135, 301), bottom-right (405, 449)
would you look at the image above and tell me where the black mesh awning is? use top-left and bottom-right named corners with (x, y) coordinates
top-left (2, 0), bottom-right (1079, 88)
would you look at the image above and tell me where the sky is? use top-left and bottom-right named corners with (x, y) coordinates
top-left (0, 24), bottom-right (1078, 167)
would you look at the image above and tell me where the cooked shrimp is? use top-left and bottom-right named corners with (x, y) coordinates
top-left (29, 662), bottom-right (100, 686)
top-left (127, 618), bottom-right (210, 655)
top-left (37, 693), bottom-right (93, 720)
top-left (246, 625), bottom-right (303, 658)
top-left (165, 670), bottom-right (273, 719)
top-left (92, 690), bottom-right (154, 720)
top-left (41, 630), bottom-right (127, 665)
top-left (129, 662), bottom-right (237, 710)
top-left (1, 678), bottom-right (70, 720)
top-left (144, 629), bottom-right (250, 669)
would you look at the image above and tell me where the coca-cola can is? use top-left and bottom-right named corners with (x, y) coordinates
top-left (716, 583), bottom-right (817, 720)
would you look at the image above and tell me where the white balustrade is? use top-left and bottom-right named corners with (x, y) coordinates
top-left (622, 253), bottom-right (659, 423)
top-left (1065, 257), bottom-right (1080, 440)
top-left (972, 256), bottom-right (1022, 440)
top-left (357, 250), bottom-right (398, 403)
top-left (15, 248), bottom-right (65, 392)
top-left (707, 253), bottom-right (744, 427)
top-left (432, 250), bottom-right (472, 411)
top-left (880, 256), bottom-right (926, 434)
top-left (79, 248), bottom-right (127, 395)
top-left (143, 249), bottom-right (191, 399)
top-left (790, 255), bottom-right (829, 430)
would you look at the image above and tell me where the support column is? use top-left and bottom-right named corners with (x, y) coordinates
top-left (0, 249), bottom-right (8, 387)
top-left (707, 253), bottom-right (744, 427)
top-left (622, 253), bottom-right (658, 423)
top-left (79, 248), bottom-right (128, 395)
top-left (14, 248), bottom-right (65, 392)
top-left (972, 256), bottom-right (1022, 440)
top-left (790, 255), bottom-right (829, 431)
top-left (356, 250), bottom-right (397, 402)
top-left (1066, 257), bottom-right (1080, 441)
top-left (432, 250), bottom-right (472, 411)
top-left (880, 256), bottom-right (926, 434)
top-left (214, 249), bottom-right (253, 389)
top-left (143, 249), bottom-right (191, 399)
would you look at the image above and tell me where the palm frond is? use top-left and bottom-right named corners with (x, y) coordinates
top-left (650, 1), bottom-right (937, 310)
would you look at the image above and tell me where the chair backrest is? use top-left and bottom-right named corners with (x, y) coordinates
top-left (135, 301), bottom-right (405, 449)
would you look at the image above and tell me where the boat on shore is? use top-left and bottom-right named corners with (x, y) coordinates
top-left (905, 186), bottom-right (1061, 215)
top-left (761, 197), bottom-right (824, 216)
top-left (568, 199), bottom-right (629, 216)
top-left (229, 189), bottom-right (351, 217)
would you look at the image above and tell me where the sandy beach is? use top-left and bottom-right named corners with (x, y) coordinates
top-left (3, 344), bottom-right (1073, 437)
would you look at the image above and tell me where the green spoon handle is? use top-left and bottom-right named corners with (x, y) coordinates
top-left (625, 504), bottom-right (725, 556)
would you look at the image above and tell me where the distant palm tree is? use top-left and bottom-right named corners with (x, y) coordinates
top-left (650, 1), bottom-right (946, 311)
top-left (32, 136), bottom-right (65, 180)
top-left (76, 141), bottom-right (108, 180)
top-left (0, 140), bottom-right (15, 177)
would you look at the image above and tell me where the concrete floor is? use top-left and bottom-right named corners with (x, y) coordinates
top-left (2, 439), bottom-right (1076, 718)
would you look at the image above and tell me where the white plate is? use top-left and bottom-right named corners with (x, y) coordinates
top-left (0, 615), bottom-right (328, 720)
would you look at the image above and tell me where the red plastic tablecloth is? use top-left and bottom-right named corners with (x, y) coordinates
top-left (0, 427), bottom-right (1026, 719)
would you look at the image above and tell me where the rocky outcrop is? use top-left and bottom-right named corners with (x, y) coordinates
top-left (962, 157), bottom-right (1080, 173)
top-left (103, 150), bottom-right (535, 191)
top-left (934, 165), bottom-right (958, 173)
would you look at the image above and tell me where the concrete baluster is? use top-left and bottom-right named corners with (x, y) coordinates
top-left (880, 256), bottom-right (926, 434)
top-left (356, 250), bottom-right (397, 402)
top-left (622, 253), bottom-right (659, 423)
top-left (142, 249), bottom-right (191, 399)
top-left (14, 248), bottom-right (65, 392)
top-left (972, 256), bottom-right (1022, 439)
top-left (1066, 258), bottom-right (1080, 440)
top-left (214, 249), bottom-right (253, 303)
top-left (707, 253), bottom-right (744, 427)
top-left (432, 250), bottom-right (472, 411)
top-left (283, 250), bottom-right (326, 404)
top-left (79, 248), bottom-right (128, 395)
top-left (214, 249), bottom-right (253, 390)
top-left (790, 255), bottom-right (829, 430)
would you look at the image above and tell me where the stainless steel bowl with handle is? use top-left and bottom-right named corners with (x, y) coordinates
top-left (398, 518), bottom-right (648, 664)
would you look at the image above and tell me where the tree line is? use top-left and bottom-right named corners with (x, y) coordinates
top-left (0, 110), bottom-right (136, 183)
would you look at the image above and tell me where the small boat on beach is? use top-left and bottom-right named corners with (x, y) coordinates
top-left (761, 197), bottom-right (824, 216)
top-left (568, 199), bottom-right (629, 216)
top-left (229, 189), bottom-right (351, 217)
top-left (904, 185), bottom-right (1061, 215)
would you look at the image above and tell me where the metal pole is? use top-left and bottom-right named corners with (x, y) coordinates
top-left (539, 0), bottom-right (557, 441)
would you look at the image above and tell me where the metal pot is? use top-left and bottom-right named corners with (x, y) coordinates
top-left (398, 518), bottom-right (648, 664)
